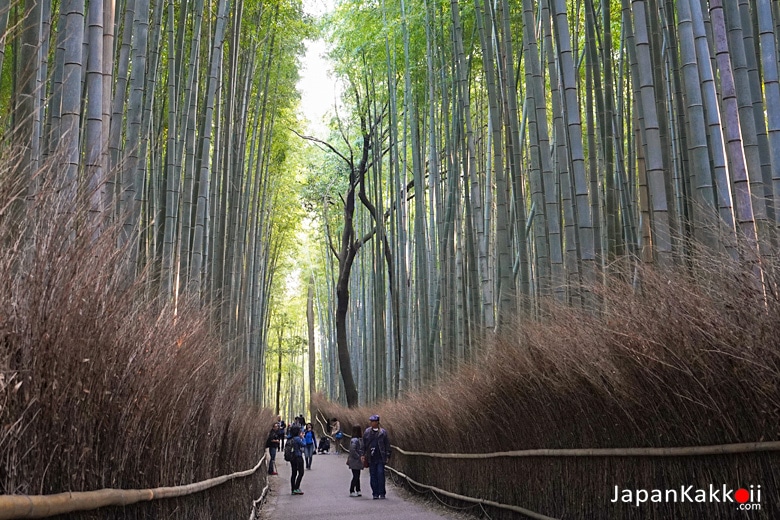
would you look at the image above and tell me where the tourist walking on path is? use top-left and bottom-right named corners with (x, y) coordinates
top-left (277, 416), bottom-right (286, 449)
top-left (362, 414), bottom-right (391, 499)
top-left (265, 440), bottom-right (455, 519)
top-left (346, 424), bottom-right (364, 497)
top-left (303, 423), bottom-right (318, 469)
top-left (288, 425), bottom-right (306, 495)
top-left (332, 417), bottom-right (342, 452)
top-left (265, 422), bottom-right (281, 475)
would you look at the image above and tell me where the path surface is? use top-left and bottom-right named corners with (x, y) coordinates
top-left (258, 448), bottom-right (459, 520)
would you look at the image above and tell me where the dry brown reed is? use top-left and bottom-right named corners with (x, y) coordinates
top-left (315, 252), bottom-right (780, 519)
top-left (0, 166), bottom-right (273, 518)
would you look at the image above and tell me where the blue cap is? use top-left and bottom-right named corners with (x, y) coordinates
top-left (369, 414), bottom-right (380, 422)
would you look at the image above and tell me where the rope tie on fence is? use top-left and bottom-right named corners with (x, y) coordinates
top-left (0, 455), bottom-right (267, 519)
top-left (391, 440), bottom-right (780, 458)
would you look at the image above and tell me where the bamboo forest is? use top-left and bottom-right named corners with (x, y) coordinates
top-left (1, 0), bottom-right (780, 518)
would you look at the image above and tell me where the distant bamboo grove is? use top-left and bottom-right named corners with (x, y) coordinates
top-left (2, 0), bottom-right (780, 409)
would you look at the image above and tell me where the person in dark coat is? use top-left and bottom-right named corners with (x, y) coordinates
top-left (288, 425), bottom-right (306, 495)
top-left (361, 414), bottom-right (391, 499)
top-left (277, 415), bottom-right (286, 449)
top-left (265, 422), bottom-right (280, 475)
top-left (317, 436), bottom-right (331, 454)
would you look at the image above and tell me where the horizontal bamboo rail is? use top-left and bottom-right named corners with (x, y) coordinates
top-left (392, 440), bottom-right (780, 458)
top-left (0, 456), bottom-right (267, 519)
top-left (385, 464), bottom-right (559, 520)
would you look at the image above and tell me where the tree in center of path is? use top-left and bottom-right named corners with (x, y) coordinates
top-left (298, 87), bottom-right (387, 408)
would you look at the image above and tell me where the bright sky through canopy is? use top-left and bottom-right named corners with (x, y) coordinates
top-left (298, 0), bottom-right (339, 137)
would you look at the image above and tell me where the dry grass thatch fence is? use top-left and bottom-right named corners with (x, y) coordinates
top-left (0, 164), bottom-right (273, 519)
top-left (315, 253), bottom-right (780, 519)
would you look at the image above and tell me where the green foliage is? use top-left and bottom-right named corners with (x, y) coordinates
top-left (268, 307), bottom-right (307, 355)
top-left (0, 45), bottom-right (10, 124)
top-left (324, 0), bottom-right (453, 106)
top-left (300, 146), bottom-right (348, 207)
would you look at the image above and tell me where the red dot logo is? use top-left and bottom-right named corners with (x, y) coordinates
top-left (735, 488), bottom-right (749, 504)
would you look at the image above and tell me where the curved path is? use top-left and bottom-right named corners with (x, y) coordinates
top-left (258, 448), bottom-right (459, 520)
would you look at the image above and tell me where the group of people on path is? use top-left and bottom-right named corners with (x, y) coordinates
top-left (265, 415), bottom-right (319, 490)
top-left (263, 413), bottom-right (391, 499)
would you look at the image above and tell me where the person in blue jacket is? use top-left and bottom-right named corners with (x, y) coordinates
top-left (303, 422), bottom-right (318, 469)
top-left (288, 425), bottom-right (306, 495)
top-left (361, 414), bottom-right (391, 499)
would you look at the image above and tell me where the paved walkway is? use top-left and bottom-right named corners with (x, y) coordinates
top-left (258, 449), bottom-right (458, 520)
